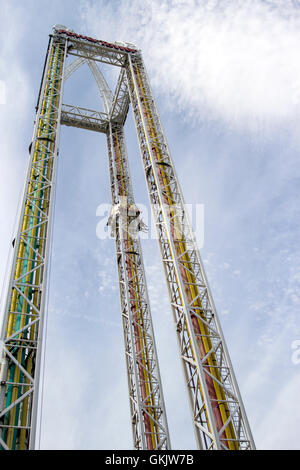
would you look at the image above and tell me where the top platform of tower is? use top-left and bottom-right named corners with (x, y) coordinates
top-left (52, 24), bottom-right (138, 55)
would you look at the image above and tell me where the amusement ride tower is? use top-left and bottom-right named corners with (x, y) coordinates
top-left (0, 26), bottom-right (255, 451)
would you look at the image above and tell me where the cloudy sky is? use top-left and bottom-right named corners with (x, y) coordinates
top-left (1, 0), bottom-right (300, 450)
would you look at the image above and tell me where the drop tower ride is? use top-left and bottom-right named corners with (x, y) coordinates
top-left (0, 26), bottom-right (255, 451)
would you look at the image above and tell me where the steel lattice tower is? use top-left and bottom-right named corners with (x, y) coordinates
top-left (0, 26), bottom-right (255, 451)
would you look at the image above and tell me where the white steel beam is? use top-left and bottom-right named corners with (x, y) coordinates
top-left (61, 104), bottom-right (108, 133)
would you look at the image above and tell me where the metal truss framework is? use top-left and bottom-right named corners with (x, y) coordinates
top-left (107, 124), bottom-right (169, 450)
top-left (0, 26), bottom-right (255, 451)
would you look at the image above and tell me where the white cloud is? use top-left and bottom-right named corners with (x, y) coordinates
top-left (81, 0), bottom-right (300, 132)
top-left (255, 372), bottom-right (300, 449)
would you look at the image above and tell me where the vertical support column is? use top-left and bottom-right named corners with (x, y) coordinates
top-left (106, 123), bottom-right (170, 450)
top-left (125, 53), bottom-right (255, 450)
top-left (0, 34), bottom-right (67, 450)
